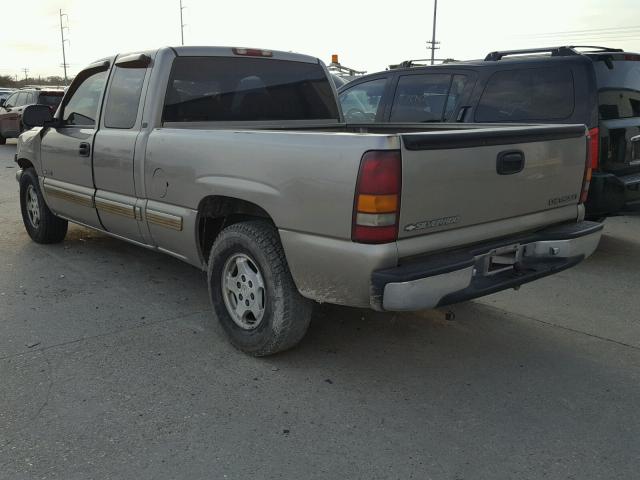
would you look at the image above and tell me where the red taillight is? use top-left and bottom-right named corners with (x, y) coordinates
top-left (588, 127), bottom-right (599, 170)
top-left (581, 128), bottom-right (599, 203)
top-left (232, 47), bottom-right (273, 57)
top-left (352, 150), bottom-right (401, 244)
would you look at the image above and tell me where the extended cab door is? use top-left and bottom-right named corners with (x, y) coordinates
top-left (40, 62), bottom-right (110, 228)
top-left (92, 53), bottom-right (153, 244)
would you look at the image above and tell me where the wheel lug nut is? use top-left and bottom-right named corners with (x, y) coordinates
top-left (250, 293), bottom-right (254, 300)
top-left (239, 294), bottom-right (243, 300)
top-left (241, 275), bottom-right (246, 282)
top-left (245, 300), bottom-right (250, 306)
top-left (237, 282), bottom-right (241, 288)
top-left (248, 281), bottom-right (253, 287)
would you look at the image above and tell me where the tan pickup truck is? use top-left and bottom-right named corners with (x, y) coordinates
top-left (15, 46), bottom-right (602, 355)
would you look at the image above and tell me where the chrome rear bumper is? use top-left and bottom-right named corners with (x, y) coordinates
top-left (373, 221), bottom-right (603, 311)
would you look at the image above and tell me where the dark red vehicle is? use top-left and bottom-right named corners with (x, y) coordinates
top-left (0, 88), bottom-right (64, 144)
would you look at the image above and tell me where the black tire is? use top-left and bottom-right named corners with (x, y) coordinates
top-left (207, 220), bottom-right (312, 356)
top-left (0, 134), bottom-right (6, 145)
top-left (19, 168), bottom-right (68, 244)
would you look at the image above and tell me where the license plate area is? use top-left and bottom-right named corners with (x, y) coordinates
top-left (476, 244), bottom-right (523, 276)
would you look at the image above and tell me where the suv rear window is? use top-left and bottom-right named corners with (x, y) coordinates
top-left (163, 56), bottom-right (339, 122)
top-left (594, 59), bottom-right (640, 119)
top-left (38, 92), bottom-right (64, 108)
top-left (475, 67), bottom-right (575, 122)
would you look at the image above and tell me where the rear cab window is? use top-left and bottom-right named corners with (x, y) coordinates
top-left (163, 56), bottom-right (339, 123)
top-left (475, 67), bottom-right (575, 122)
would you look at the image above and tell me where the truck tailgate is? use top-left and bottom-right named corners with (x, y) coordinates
top-left (397, 125), bottom-right (587, 239)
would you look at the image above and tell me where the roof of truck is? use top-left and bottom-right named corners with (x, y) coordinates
top-left (170, 46), bottom-right (320, 64)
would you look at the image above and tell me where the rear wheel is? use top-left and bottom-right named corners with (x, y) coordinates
top-left (19, 168), bottom-right (68, 244)
top-left (207, 220), bottom-right (312, 356)
top-left (0, 134), bottom-right (6, 145)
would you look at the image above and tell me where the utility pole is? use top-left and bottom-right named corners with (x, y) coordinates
top-left (59, 9), bottom-right (70, 84)
top-left (22, 68), bottom-right (29, 82)
top-left (427, 0), bottom-right (440, 65)
top-left (179, 0), bottom-right (185, 45)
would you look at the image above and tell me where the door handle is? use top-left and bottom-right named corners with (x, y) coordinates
top-left (78, 142), bottom-right (90, 157)
top-left (497, 150), bottom-right (525, 175)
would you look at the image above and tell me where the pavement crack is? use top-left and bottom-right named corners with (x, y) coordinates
top-left (0, 310), bottom-right (207, 362)
top-left (30, 351), bottom-right (53, 423)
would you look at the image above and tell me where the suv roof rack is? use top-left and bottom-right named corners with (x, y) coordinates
top-left (484, 45), bottom-right (624, 61)
top-left (388, 58), bottom-right (458, 69)
top-left (19, 85), bottom-right (66, 91)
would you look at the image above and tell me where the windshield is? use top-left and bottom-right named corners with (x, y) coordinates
top-left (594, 59), bottom-right (640, 119)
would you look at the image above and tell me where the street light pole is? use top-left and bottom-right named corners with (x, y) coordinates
top-left (430, 0), bottom-right (438, 65)
top-left (179, 0), bottom-right (185, 45)
top-left (59, 9), bottom-right (69, 84)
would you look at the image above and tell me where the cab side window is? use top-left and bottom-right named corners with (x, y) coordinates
top-left (104, 66), bottom-right (147, 129)
top-left (4, 93), bottom-right (18, 108)
top-left (338, 78), bottom-right (387, 123)
top-left (391, 74), bottom-right (449, 122)
top-left (63, 70), bottom-right (108, 127)
top-left (475, 67), bottom-right (575, 122)
top-left (15, 92), bottom-right (28, 106)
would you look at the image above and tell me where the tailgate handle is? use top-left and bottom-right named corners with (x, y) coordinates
top-left (497, 150), bottom-right (525, 175)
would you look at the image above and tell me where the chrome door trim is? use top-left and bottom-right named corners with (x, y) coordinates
top-left (43, 183), bottom-right (94, 208)
top-left (146, 209), bottom-right (183, 231)
top-left (95, 197), bottom-right (136, 219)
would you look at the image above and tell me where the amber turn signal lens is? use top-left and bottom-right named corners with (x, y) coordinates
top-left (357, 194), bottom-right (398, 214)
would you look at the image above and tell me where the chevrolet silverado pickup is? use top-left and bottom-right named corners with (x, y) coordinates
top-left (15, 46), bottom-right (602, 355)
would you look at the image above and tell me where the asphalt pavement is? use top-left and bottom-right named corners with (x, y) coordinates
top-left (1, 140), bottom-right (639, 480)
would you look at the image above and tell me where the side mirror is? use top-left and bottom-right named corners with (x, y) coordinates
top-left (22, 104), bottom-right (54, 129)
top-left (0, 98), bottom-right (5, 107)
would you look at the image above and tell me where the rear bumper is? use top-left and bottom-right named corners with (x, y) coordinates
top-left (372, 221), bottom-right (603, 311)
top-left (586, 171), bottom-right (640, 217)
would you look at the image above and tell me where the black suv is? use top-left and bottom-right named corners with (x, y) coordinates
top-left (337, 46), bottom-right (640, 218)
top-left (0, 87), bottom-right (64, 144)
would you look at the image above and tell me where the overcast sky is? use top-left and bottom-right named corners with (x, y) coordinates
top-left (1, 0), bottom-right (639, 79)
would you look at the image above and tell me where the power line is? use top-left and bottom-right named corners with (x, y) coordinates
top-left (516, 25), bottom-right (640, 37)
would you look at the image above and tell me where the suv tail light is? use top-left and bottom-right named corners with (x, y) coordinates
top-left (588, 127), bottom-right (599, 170)
top-left (352, 150), bottom-right (401, 244)
top-left (581, 129), bottom-right (599, 203)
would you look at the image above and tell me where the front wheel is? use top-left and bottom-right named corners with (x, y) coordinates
top-left (207, 220), bottom-right (312, 356)
top-left (20, 168), bottom-right (68, 244)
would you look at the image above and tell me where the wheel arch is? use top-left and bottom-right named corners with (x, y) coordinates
top-left (17, 157), bottom-right (35, 170)
top-left (196, 195), bottom-right (276, 265)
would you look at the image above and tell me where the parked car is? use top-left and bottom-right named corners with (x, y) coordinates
top-left (337, 46), bottom-right (640, 219)
top-left (0, 88), bottom-right (64, 144)
top-left (15, 46), bottom-right (601, 355)
top-left (0, 87), bottom-right (16, 102)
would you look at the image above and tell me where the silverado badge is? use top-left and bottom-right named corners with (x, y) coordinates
top-left (404, 215), bottom-right (460, 232)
